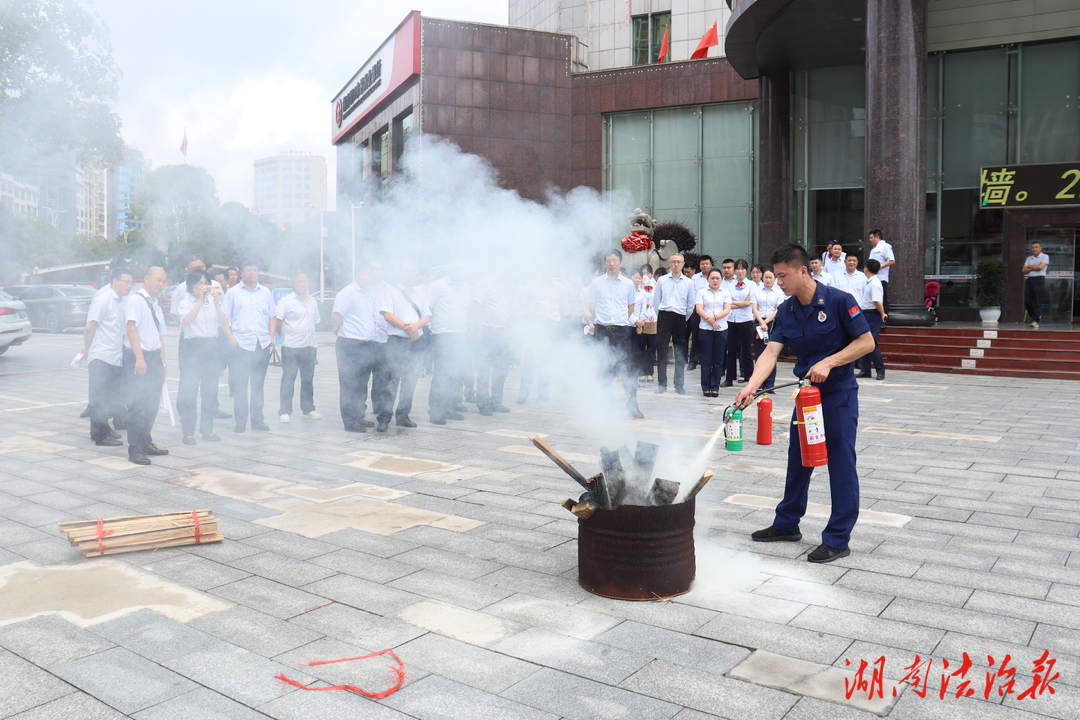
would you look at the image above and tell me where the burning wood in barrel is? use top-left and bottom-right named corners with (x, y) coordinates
top-left (532, 436), bottom-right (715, 601)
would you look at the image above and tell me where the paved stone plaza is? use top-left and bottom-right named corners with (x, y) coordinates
top-left (0, 330), bottom-right (1077, 720)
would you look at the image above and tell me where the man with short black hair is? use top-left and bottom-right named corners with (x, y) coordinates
top-left (123, 267), bottom-right (170, 465)
top-left (1023, 241), bottom-right (1049, 328)
top-left (866, 230), bottom-right (895, 314)
top-left (856, 259), bottom-right (886, 380)
top-left (83, 266), bottom-right (134, 446)
top-left (653, 253), bottom-right (696, 394)
top-left (586, 251), bottom-right (643, 418)
top-left (276, 273), bottom-right (321, 423)
top-left (221, 262), bottom-right (276, 432)
top-left (735, 244), bottom-right (874, 563)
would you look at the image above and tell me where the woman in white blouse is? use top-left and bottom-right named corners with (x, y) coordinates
top-left (751, 268), bottom-right (785, 390)
top-left (694, 268), bottom-right (732, 397)
top-left (632, 270), bottom-right (658, 382)
top-left (176, 269), bottom-right (232, 444)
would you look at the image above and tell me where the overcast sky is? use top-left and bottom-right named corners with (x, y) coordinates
top-left (92, 1), bottom-right (508, 209)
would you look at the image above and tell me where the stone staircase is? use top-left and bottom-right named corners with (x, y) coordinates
top-left (877, 326), bottom-right (1080, 380)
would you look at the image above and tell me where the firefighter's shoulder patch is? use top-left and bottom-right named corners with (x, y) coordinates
top-left (848, 305), bottom-right (861, 317)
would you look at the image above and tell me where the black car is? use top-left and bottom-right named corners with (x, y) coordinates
top-left (16, 284), bottom-right (96, 332)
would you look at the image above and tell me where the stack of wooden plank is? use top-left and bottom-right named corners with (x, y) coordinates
top-left (58, 510), bottom-right (223, 557)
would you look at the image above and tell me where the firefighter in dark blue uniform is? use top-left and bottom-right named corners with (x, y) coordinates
top-left (735, 244), bottom-right (874, 563)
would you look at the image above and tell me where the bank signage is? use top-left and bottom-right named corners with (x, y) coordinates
top-left (979, 162), bottom-right (1080, 209)
top-left (331, 11), bottom-right (421, 144)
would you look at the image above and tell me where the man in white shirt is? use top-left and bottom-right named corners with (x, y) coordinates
top-left (333, 260), bottom-right (392, 432)
top-left (822, 242), bottom-right (847, 278)
top-left (425, 262), bottom-right (472, 425)
top-left (472, 271), bottom-right (515, 416)
top-left (856, 259), bottom-right (886, 380)
top-left (652, 253), bottom-right (696, 394)
top-left (809, 258), bottom-right (834, 287)
top-left (867, 230), bottom-right (895, 313)
top-left (122, 267), bottom-right (169, 465)
top-left (834, 255), bottom-right (864, 298)
top-left (221, 262), bottom-right (277, 433)
top-left (1022, 241), bottom-right (1050, 328)
top-left (585, 251), bottom-right (643, 418)
top-left (83, 266), bottom-right (134, 446)
top-left (380, 263), bottom-right (431, 428)
top-left (275, 273), bottom-right (321, 423)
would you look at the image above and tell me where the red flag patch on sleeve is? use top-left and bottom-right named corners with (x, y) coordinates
top-left (848, 305), bottom-right (861, 317)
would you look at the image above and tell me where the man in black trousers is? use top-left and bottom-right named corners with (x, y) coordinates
top-left (123, 267), bottom-right (170, 465)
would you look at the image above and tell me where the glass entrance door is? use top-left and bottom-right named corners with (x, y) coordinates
top-left (1027, 228), bottom-right (1077, 323)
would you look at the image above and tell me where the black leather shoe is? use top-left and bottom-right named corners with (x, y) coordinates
top-left (429, 417), bottom-right (446, 425)
top-left (654, 385), bottom-right (667, 394)
top-left (251, 422), bottom-right (270, 431)
top-left (675, 387), bottom-right (686, 395)
top-left (376, 421), bottom-right (389, 433)
top-left (201, 434), bottom-right (221, 442)
top-left (358, 419), bottom-right (375, 428)
top-left (144, 443), bottom-right (169, 456)
top-left (454, 404), bottom-right (468, 413)
top-left (491, 404), bottom-right (511, 413)
top-left (876, 373), bottom-right (885, 380)
top-left (479, 406), bottom-right (492, 416)
top-left (687, 362), bottom-right (698, 371)
top-left (106, 429), bottom-right (121, 440)
top-left (129, 453), bottom-right (151, 465)
top-left (111, 419), bottom-right (126, 430)
top-left (214, 410), bottom-right (232, 419)
top-left (95, 438), bottom-right (123, 447)
top-left (447, 412), bottom-right (464, 421)
top-left (751, 526), bottom-right (802, 542)
top-left (720, 380), bottom-right (733, 388)
top-left (396, 417), bottom-right (417, 428)
top-left (344, 424), bottom-right (367, 433)
top-left (183, 436), bottom-right (196, 445)
top-left (856, 372), bottom-right (872, 378)
top-left (80, 406), bottom-right (91, 418)
top-left (808, 543), bottom-right (850, 563)
top-left (516, 396), bottom-right (527, 405)
top-left (628, 406), bottom-right (644, 419)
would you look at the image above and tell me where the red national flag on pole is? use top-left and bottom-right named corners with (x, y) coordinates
top-left (691, 20), bottom-right (719, 59)
top-left (656, 26), bottom-right (670, 63)
top-left (179, 129), bottom-right (188, 158)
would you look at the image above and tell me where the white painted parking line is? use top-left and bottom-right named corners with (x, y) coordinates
top-left (0, 394), bottom-right (48, 406)
top-left (723, 494), bottom-right (911, 527)
top-left (0, 401), bottom-right (85, 413)
top-left (863, 427), bottom-right (1000, 442)
top-left (486, 429), bottom-right (547, 439)
top-left (863, 383), bottom-right (947, 389)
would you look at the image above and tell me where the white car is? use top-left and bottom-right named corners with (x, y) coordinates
top-left (0, 289), bottom-right (33, 355)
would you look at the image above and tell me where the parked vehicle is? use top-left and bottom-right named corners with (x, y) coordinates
top-left (15, 284), bottom-right (96, 332)
top-left (0, 289), bottom-right (33, 355)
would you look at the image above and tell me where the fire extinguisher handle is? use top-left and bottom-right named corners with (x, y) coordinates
top-left (749, 379), bottom-right (803, 400)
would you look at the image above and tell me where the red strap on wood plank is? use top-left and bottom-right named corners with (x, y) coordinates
top-left (191, 510), bottom-right (202, 544)
top-left (274, 649), bottom-right (405, 699)
top-left (95, 519), bottom-right (115, 556)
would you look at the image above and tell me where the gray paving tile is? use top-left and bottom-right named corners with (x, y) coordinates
top-left (595, 620), bottom-right (751, 673)
top-left (132, 552), bottom-right (252, 591)
top-left (483, 593), bottom-right (622, 640)
top-left (389, 569), bottom-right (514, 610)
top-left (681, 586), bottom-right (808, 624)
top-left (502, 666), bottom-right (681, 720)
top-left (0, 614), bottom-right (114, 668)
top-left (133, 687), bottom-right (272, 720)
top-left (6, 692), bottom-right (128, 720)
top-left (162, 640), bottom-right (313, 707)
top-left (880, 597), bottom-right (1037, 645)
top-left (289, 602), bottom-right (426, 649)
top-left (210, 576), bottom-right (328, 619)
top-left (0, 649), bottom-right (76, 717)
top-left (790, 606), bottom-right (945, 654)
top-left (52, 646), bottom-right (197, 715)
top-left (308, 548), bottom-right (418, 583)
top-left (836, 568), bottom-right (973, 607)
top-left (491, 627), bottom-right (651, 684)
top-left (382, 674), bottom-right (559, 720)
top-left (395, 632), bottom-right (541, 693)
top-left (392, 545), bottom-right (506, 580)
top-left (301, 574), bottom-right (424, 616)
top-left (244, 530), bottom-right (341, 560)
top-left (89, 609), bottom-right (217, 663)
top-left (479, 565), bottom-right (594, 603)
top-left (753, 575), bottom-right (894, 615)
top-left (229, 551), bottom-right (338, 586)
top-left (915, 562), bottom-right (1051, 600)
top-left (781, 696), bottom-right (894, 720)
top-left (694, 613), bottom-right (849, 665)
top-left (256, 687), bottom-right (415, 720)
top-left (964, 589), bottom-right (1080, 630)
top-left (188, 605), bottom-right (324, 657)
top-left (621, 658), bottom-right (798, 719)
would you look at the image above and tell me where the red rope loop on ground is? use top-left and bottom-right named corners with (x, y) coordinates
top-left (191, 510), bottom-right (202, 544)
top-left (274, 649), bottom-right (405, 700)
top-left (95, 519), bottom-right (115, 556)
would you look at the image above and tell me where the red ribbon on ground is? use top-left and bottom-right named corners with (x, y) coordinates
top-left (95, 519), bottom-right (115, 556)
top-left (191, 510), bottom-right (202, 544)
top-left (274, 649), bottom-right (405, 700)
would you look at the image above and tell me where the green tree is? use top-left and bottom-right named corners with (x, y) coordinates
top-left (134, 164), bottom-right (221, 270)
top-left (0, 0), bottom-right (123, 170)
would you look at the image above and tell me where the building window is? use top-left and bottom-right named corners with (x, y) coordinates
top-left (393, 108), bottom-right (414, 170)
top-left (631, 12), bottom-right (671, 67)
top-left (604, 101), bottom-right (758, 259)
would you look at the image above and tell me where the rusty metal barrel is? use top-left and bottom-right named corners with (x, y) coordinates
top-left (577, 498), bottom-right (695, 600)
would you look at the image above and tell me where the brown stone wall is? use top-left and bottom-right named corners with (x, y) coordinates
top-left (570, 59), bottom-right (760, 190)
top-left (419, 18), bottom-right (574, 201)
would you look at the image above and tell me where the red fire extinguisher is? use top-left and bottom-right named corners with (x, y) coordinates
top-left (795, 381), bottom-right (828, 467)
top-left (756, 395), bottom-right (772, 445)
